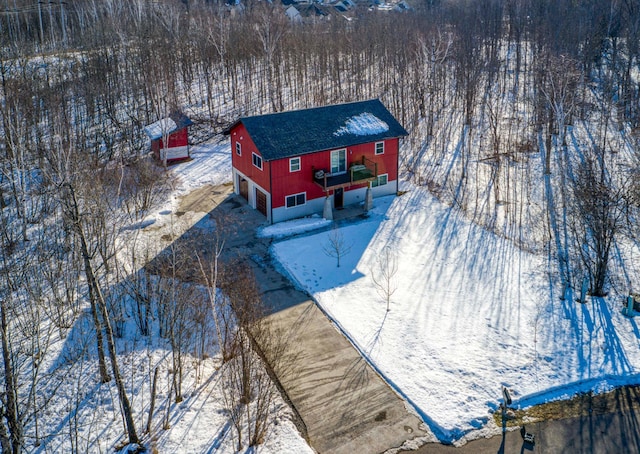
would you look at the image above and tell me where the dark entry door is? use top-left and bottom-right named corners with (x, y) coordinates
top-left (334, 188), bottom-right (344, 209)
top-left (255, 188), bottom-right (267, 216)
top-left (239, 176), bottom-right (248, 200)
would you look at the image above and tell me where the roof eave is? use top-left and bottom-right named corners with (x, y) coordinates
top-left (261, 132), bottom-right (409, 161)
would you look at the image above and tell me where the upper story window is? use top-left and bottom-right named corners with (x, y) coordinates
top-left (290, 157), bottom-right (301, 172)
top-left (375, 142), bottom-right (384, 155)
top-left (252, 152), bottom-right (263, 170)
top-left (330, 149), bottom-right (346, 174)
top-left (235, 142), bottom-right (242, 156)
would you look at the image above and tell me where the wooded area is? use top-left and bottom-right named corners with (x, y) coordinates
top-left (1, 0), bottom-right (640, 451)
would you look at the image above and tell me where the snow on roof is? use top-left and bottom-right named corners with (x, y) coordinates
top-left (333, 112), bottom-right (390, 137)
top-left (143, 118), bottom-right (178, 140)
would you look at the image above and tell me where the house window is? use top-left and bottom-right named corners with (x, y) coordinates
top-left (330, 149), bottom-right (346, 174)
top-left (235, 142), bottom-right (241, 156)
top-left (286, 192), bottom-right (306, 208)
top-left (375, 142), bottom-right (384, 155)
top-left (371, 174), bottom-right (388, 187)
top-left (252, 152), bottom-right (263, 170)
top-left (290, 157), bottom-right (301, 172)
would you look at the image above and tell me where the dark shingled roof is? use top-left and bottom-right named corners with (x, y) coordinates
top-left (170, 111), bottom-right (194, 130)
top-left (233, 99), bottom-right (408, 161)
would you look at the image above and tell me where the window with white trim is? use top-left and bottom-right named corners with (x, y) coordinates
top-left (290, 157), bottom-right (301, 172)
top-left (235, 142), bottom-right (242, 156)
top-left (252, 152), bottom-right (263, 170)
top-left (375, 142), bottom-right (384, 155)
top-left (371, 174), bottom-right (388, 187)
top-left (286, 192), bottom-right (306, 208)
top-left (330, 149), bottom-right (347, 174)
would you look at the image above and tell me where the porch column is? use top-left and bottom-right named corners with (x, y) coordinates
top-left (364, 185), bottom-right (373, 212)
top-left (323, 195), bottom-right (333, 220)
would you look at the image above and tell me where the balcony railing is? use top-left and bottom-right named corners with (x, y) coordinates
top-left (313, 156), bottom-right (378, 191)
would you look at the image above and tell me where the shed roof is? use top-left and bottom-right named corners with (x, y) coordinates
top-left (143, 111), bottom-right (193, 140)
top-left (232, 99), bottom-right (407, 161)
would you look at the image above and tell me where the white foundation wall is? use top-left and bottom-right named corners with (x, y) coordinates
top-left (232, 168), bottom-right (397, 224)
top-left (370, 179), bottom-right (398, 198)
top-left (343, 180), bottom-right (397, 205)
top-left (272, 196), bottom-right (326, 223)
top-left (161, 145), bottom-right (189, 161)
top-left (271, 179), bottom-right (396, 223)
top-left (343, 186), bottom-right (366, 206)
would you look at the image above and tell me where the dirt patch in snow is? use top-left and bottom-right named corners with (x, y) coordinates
top-left (496, 385), bottom-right (640, 427)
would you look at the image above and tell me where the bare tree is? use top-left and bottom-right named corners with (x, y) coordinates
top-left (541, 54), bottom-right (581, 174)
top-left (0, 202), bottom-right (56, 453)
top-left (371, 247), bottom-right (399, 312)
top-left (115, 157), bottom-right (171, 223)
top-left (323, 225), bottom-right (352, 268)
top-left (220, 262), bottom-right (289, 449)
top-left (252, 2), bottom-right (288, 112)
top-left (195, 223), bottom-right (235, 362)
top-left (569, 154), bottom-right (631, 296)
top-left (0, 265), bottom-right (24, 454)
top-left (60, 181), bottom-right (140, 443)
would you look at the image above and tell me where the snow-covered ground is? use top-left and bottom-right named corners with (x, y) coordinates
top-left (34, 125), bottom-right (640, 450)
top-left (30, 141), bottom-right (314, 454)
top-left (172, 141), bottom-right (233, 193)
top-left (127, 142), bottom-right (313, 453)
top-left (9, 18), bottom-right (640, 452)
top-left (149, 132), bottom-right (640, 446)
top-left (271, 187), bottom-right (640, 443)
top-left (125, 140), bottom-right (234, 245)
top-left (258, 215), bottom-right (331, 239)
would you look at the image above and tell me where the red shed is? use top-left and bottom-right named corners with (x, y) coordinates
top-left (144, 111), bottom-right (193, 163)
top-left (228, 99), bottom-right (408, 223)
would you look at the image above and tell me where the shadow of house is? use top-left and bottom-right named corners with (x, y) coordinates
top-left (47, 185), bottom-right (406, 453)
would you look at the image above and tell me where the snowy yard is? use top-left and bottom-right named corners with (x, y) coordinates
top-left (152, 135), bottom-right (640, 445)
top-left (11, 127), bottom-right (640, 451)
top-left (271, 188), bottom-right (640, 443)
top-left (24, 141), bottom-right (314, 454)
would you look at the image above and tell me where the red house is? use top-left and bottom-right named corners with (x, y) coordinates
top-left (228, 99), bottom-right (408, 223)
top-left (144, 111), bottom-right (193, 163)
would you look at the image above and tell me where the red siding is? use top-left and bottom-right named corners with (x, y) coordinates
top-left (270, 138), bottom-right (399, 209)
top-left (230, 124), bottom-right (271, 192)
top-left (151, 127), bottom-right (189, 152)
top-left (231, 121), bottom-right (400, 211)
top-left (270, 152), bottom-right (329, 208)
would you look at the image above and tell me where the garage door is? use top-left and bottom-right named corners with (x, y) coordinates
top-left (255, 189), bottom-right (267, 217)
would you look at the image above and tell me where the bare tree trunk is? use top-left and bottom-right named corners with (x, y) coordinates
top-left (146, 367), bottom-right (159, 434)
top-left (63, 183), bottom-right (139, 444)
top-left (63, 184), bottom-right (110, 383)
top-left (0, 296), bottom-right (23, 454)
top-left (93, 262), bottom-right (140, 444)
top-left (0, 406), bottom-right (11, 454)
